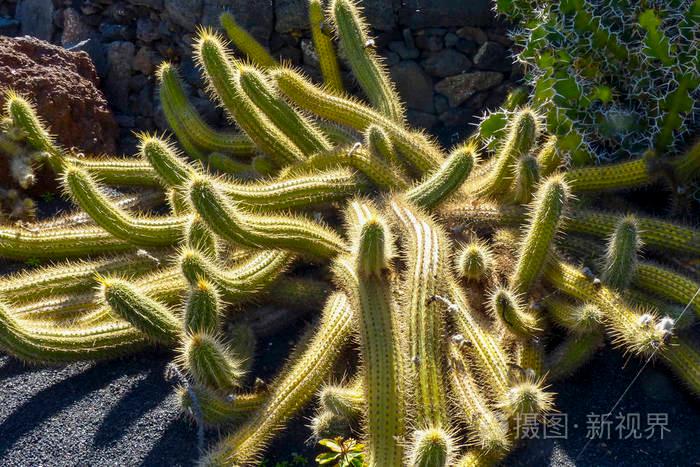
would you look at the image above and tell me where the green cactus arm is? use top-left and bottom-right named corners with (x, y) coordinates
top-left (0, 224), bottom-right (135, 260)
top-left (490, 287), bottom-right (541, 338)
top-left (195, 32), bottom-right (305, 167)
top-left (517, 338), bottom-right (544, 377)
top-left (183, 278), bottom-right (222, 335)
top-left (179, 386), bottom-right (265, 427)
top-left (536, 136), bottom-right (564, 177)
top-left (238, 64), bottom-right (332, 155)
top-left (5, 91), bottom-right (64, 171)
top-left (179, 331), bottom-right (246, 392)
top-left (219, 12), bottom-right (278, 68)
top-left (543, 258), bottom-right (665, 357)
top-left (455, 450), bottom-right (501, 467)
top-left (157, 62), bottom-right (255, 156)
top-left (389, 199), bottom-right (450, 429)
top-left (0, 251), bottom-right (166, 304)
top-left (223, 167), bottom-right (363, 211)
top-left (318, 380), bottom-right (364, 420)
top-left (335, 200), bottom-right (405, 467)
top-left (511, 155), bottom-right (540, 204)
top-left (467, 108), bottom-right (540, 199)
top-left (455, 240), bottom-right (494, 282)
top-left (62, 166), bottom-right (188, 247)
top-left (0, 300), bottom-right (147, 364)
top-left (601, 215), bottom-right (641, 289)
top-left (440, 204), bottom-right (700, 257)
top-left (285, 144), bottom-right (407, 191)
top-left (563, 153), bottom-right (657, 193)
top-left (404, 143), bottom-right (476, 209)
top-left (309, 0), bottom-right (344, 91)
top-left (189, 175), bottom-right (347, 259)
top-left (203, 292), bottom-right (354, 466)
top-left (185, 215), bottom-right (219, 258)
top-left (510, 175), bottom-right (569, 295)
top-left (180, 248), bottom-right (294, 302)
top-left (447, 341), bottom-right (511, 455)
top-left (330, 0), bottom-right (404, 123)
top-left (545, 331), bottom-right (604, 382)
top-left (624, 289), bottom-right (695, 331)
top-left (543, 298), bottom-right (602, 334)
top-left (634, 262), bottom-right (700, 319)
top-left (139, 134), bottom-right (195, 187)
top-left (365, 123), bottom-right (401, 167)
top-left (408, 428), bottom-right (455, 467)
top-left (99, 276), bottom-right (181, 345)
top-left (207, 153), bottom-right (260, 178)
top-left (664, 336), bottom-right (700, 396)
top-left (16, 292), bottom-right (103, 324)
top-left (67, 156), bottom-right (160, 186)
top-left (272, 67), bottom-right (443, 174)
top-left (671, 140), bottom-right (700, 183)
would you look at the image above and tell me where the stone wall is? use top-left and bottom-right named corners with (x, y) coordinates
top-left (1, 0), bottom-right (518, 152)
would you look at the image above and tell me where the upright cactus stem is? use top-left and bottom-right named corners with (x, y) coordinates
top-left (601, 215), bottom-right (641, 289)
top-left (183, 278), bottom-right (222, 334)
top-left (195, 31), bottom-right (305, 167)
top-left (337, 200), bottom-right (405, 467)
top-left (219, 12), bottom-right (278, 68)
top-left (510, 175), bottom-right (569, 295)
top-left (237, 64), bottom-right (332, 155)
top-left (511, 155), bottom-right (540, 204)
top-left (470, 108), bottom-right (540, 198)
top-left (157, 63), bottom-right (255, 158)
top-left (180, 331), bottom-right (246, 392)
top-left (308, 0), bottom-right (344, 92)
top-left (330, 0), bottom-right (405, 123)
top-left (490, 287), bottom-right (540, 337)
top-left (456, 240), bottom-right (494, 282)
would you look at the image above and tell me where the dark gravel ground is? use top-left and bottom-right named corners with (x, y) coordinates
top-left (2, 340), bottom-right (700, 466)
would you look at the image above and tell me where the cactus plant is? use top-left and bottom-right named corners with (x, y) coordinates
top-left (0, 2), bottom-right (699, 466)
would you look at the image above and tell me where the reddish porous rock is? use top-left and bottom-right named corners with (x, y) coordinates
top-left (0, 36), bottom-right (118, 155)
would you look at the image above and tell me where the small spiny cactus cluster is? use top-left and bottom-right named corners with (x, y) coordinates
top-left (0, 1), bottom-right (699, 466)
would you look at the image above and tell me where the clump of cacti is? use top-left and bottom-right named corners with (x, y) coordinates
top-left (1, 1), bottom-right (699, 466)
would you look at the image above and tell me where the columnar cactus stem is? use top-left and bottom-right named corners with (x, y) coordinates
top-left (179, 248), bottom-right (293, 301)
top-left (183, 278), bottom-right (222, 334)
top-left (489, 287), bottom-right (540, 338)
top-left (517, 338), bottom-right (544, 377)
top-left (389, 200), bottom-right (454, 465)
top-left (195, 32), bottom-right (304, 167)
top-left (543, 298), bottom-right (603, 334)
top-left (308, 0), bottom-right (344, 92)
top-left (447, 341), bottom-right (510, 454)
top-left (68, 156), bottom-right (160, 186)
top-left (543, 258), bottom-right (666, 357)
top-left (665, 336), bottom-right (700, 396)
top-left (511, 155), bottom-right (539, 204)
top-left (180, 387), bottom-right (265, 426)
top-left (139, 134), bottom-right (194, 187)
top-left (442, 203), bottom-right (700, 256)
top-left (157, 62), bottom-right (255, 157)
top-left (219, 12), bottom-right (278, 68)
top-left (455, 240), bottom-right (494, 282)
top-left (99, 276), bottom-right (181, 345)
top-left (365, 123), bottom-right (399, 168)
top-left (0, 300), bottom-right (147, 363)
top-left (272, 67), bottom-right (443, 174)
top-left (0, 251), bottom-right (165, 304)
top-left (180, 331), bottom-right (246, 392)
top-left (634, 262), bottom-right (700, 319)
top-left (469, 108), bottom-right (540, 198)
top-left (238, 64), bottom-right (331, 155)
top-left (335, 200), bottom-right (405, 467)
top-left (63, 166), bottom-right (188, 247)
top-left (536, 136), bottom-right (563, 177)
top-left (404, 143), bottom-right (476, 209)
top-left (185, 215), bottom-right (219, 258)
top-left (510, 175), bottom-right (569, 295)
top-left (289, 144), bottom-right (407, 191)
top-left (188, 175), bottom-right (347, 259)
top-left (203, 292), bottom-right (353, 465)
top-left (330, 0), bottom-right (405, 123)
top-left (601, 215), bottom-right (641, 289)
